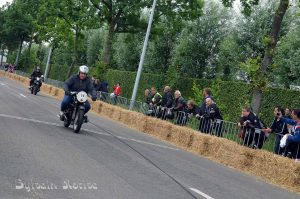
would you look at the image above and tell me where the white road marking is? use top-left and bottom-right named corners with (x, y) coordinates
top-left (0, 113), bottom-right (179, 151)
top-left (0, 83), bottom-right (5, 86)
top-left (20, 94), bottom-right (27, 98)
top-left (189, 188), bottom-right (215, 199)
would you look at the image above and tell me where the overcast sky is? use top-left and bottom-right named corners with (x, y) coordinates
top-left (0, 0), bottom-right (12, 7)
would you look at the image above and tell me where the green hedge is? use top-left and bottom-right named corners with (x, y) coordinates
top-left (105, 69), bottom-right (167, 101)
top-left (104, 69), bottom-right (300, 125)
top-left (212, 79), bottom-right (253, 122)
top-left (260, 87), bottom-right (300, 125)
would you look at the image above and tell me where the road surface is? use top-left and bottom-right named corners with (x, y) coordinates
top-left (0, 76), bottom-right (299, 199)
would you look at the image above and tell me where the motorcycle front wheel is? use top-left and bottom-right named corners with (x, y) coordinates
top-left (64, 114), bottom-right (71, 128)
top-left (33, 85), bottom-right (38, 95)
top-left (73, 109), bottom-right (84, 133)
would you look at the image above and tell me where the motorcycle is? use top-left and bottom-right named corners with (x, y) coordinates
top-left (30, 75), bottom-right (44, 95)
top-left (62, 91), bottom-right (88, 133)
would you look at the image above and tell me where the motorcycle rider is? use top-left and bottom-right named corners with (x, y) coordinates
top-left (59, 65), bottom-right (97, 121)
top-left (29, 66), bottom-right (43, 88)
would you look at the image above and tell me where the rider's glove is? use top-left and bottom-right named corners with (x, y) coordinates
top-left (65, 90), bottom-right (71, 96)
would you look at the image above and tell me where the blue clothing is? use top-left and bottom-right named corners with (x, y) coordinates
top-left (99, 81), bottom-right (109, 93)
top-left (282, 118), bottom-right (300, 143)
top-left (61, 95), bottom-right (91, 114)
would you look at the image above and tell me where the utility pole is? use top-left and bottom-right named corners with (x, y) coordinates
top-left (129, 0), bottom-right (157, 110)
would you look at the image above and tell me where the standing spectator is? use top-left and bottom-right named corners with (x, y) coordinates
top-left (144, 89), bottom-right (152, 105)
top-left (148, 87), bottom-right (162, 116)
top-left (199, 98), bottom-right (223, 136)
top-left (280, 109), bottom-right (300, 162)
top-left (98, 81), bottom-right (109, 101)
top-left (159, 86), bottom-right (174, 119)
top-left (110, 82), bottom-right (121, 104)
top-left (99, 81), bottom-right (109, 93)
top-left (91, 76), bottom-right (96, 85)
top-left (285, 108), bottom-right (292, 119)
top-left (200, 88), bottom-right (213, 111)
top-left (239, 107), bottom-right (267, 149)
top-left (93, 79), bottom-right (100, 90)
top-left (113, 82), bottom-right (122, 96)
top-left (263, 106), bottom-right (289, 155)
top-left (173, 90), bottom-right (187, 125)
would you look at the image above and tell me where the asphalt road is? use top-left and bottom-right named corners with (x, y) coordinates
top-left (0, 76), bottom-right (299, 199)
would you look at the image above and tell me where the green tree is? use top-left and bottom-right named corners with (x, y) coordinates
top-left (90, 0), bottom-right (203, 66)
top-left (273, 23), bottom-right (300, 87)
top-left (169, 1), bottom-right (229, 81)
top-left (4, 0), bottom-right (34, 67)
top-left (222, 0), bottom-right (296, 113)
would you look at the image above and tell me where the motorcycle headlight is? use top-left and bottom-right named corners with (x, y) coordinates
top-left (36, 77), bottom-right (40, 81)
top-left (76, 91), bottom-right (88, 103)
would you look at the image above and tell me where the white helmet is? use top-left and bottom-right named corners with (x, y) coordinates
top-left (79, 65), bottom-right (89, 74)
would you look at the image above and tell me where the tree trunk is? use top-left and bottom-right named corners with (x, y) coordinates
top-left (0, 43), bottom-right (3, 66)
top-left (67, 30), bottom-right (80, 78)
top-left (0, 48), bottom-right (4, 66)
top-left (102, 22), bottom-right (115, 66)
top-left (15, 40), bottom-right (23, 67)
top-left (250, 0), bottom-right (289, 114)
top-left (25, 39), bottom-right (33, 69)
top-left (251, 88), bottom-right (263, 114)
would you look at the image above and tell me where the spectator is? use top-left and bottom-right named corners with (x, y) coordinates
top-left (110, 82), bottom-right (121, 104)
top-left (4, 63), bottom-right (9, 71)
top-left (144, 89), bottom-right (152, 105)
top-left (158, 86), bottom-right (174, 119)
top-left (238, 114), bottom-right (248, 141)
top-left (91, 76), bottom-right (96, 84)
top-left (173, 90), bottom-right (187, 125)
top-left (263, 106), bottom-right (289, 155)
top-left (186, 100), bottom-right (201, 117)
top-left (280, 109), bottom-right (300, 162)
top-left (150, 87), bottom-right (162, 106)
top-left (200, 88), bottom-right (213, 111)
top-left (161, 86), bottom-right (174, 108)
top-left (199, 98), bottom-right (223, 136)
top-left (173, 90), bottom-right (186, 112)
top-left (99, 81), bottom-right (109, 93)
top-left (113, 82), bottom-right (122, 96)
top-left (93, 79), bottom-right (100, 90)
top-left (97, 81), bottom-right (108, 101)
top-left (148, 87), bottom-right (162, 116)
top-left (239, 106), bottom-right (267, 149)
top-left (285, 108), bottom-right (292, 119)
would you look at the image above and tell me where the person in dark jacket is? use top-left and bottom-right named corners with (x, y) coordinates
top-left (159, 86), bottom-right (174, 119)
top-left (29, 66), bottom-right (43, 88)
top-left (263, 106), bottom-right (289, 155)
top-left (144, 89), bottom-right (152, 105)
top-left (199, 98), bottom-right (223, 136)
top-left (59, 65), bottom-right (97, 121)
top-left (186, 100), bottom-right (201, 117)
top-left (200, 88), bottom-right (214, 111)
top-left (98, 81), bottom-right (108, 93)
top-left (239, 107), bottom-right (267, 149)
top-left (172, 90), bottom-right (186, 124)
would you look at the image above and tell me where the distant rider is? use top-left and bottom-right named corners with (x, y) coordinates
top-left (29, 66), bottom-right (43, 88)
